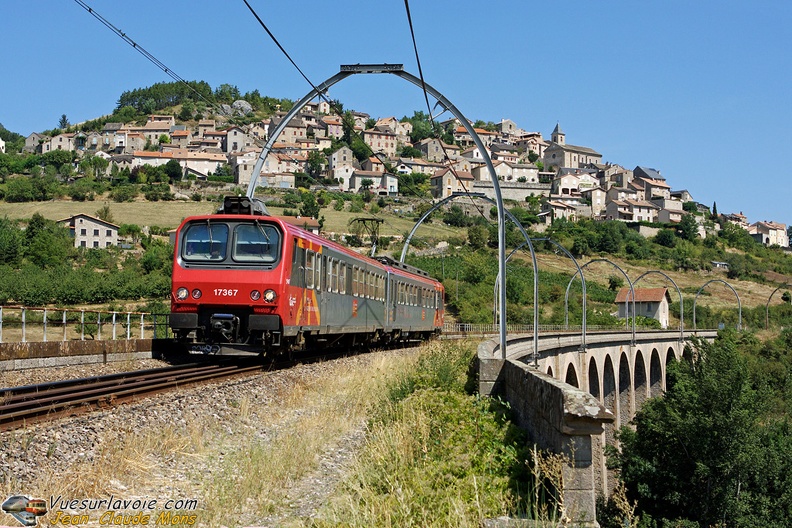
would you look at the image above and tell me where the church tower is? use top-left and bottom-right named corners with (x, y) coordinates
top-left (551, 123), bottom-right (565, 145)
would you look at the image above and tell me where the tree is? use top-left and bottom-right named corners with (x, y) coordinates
top-left (0, 218), bottom-right (23, 266)
top-left (466, 224), bottom-right (488, 251)
top-left (299, 191), bottom-right (321, 218)
top-left (712, 201), bottom-right (718, 218)
top-left (58, 114), bottom-right (70, 129)
top-left (654, 228), bottom-right (676, 248)
top-left (398, 145), bottom-right (423, 158)
top-left (95, 204), bottom-right (114, 223)
top-left (527, 150), bottom-right (539, 163)
top-left (360, 178), bottom-right (374, 191)
top-left (306, 151), bottom-right (325, 179)
top-left (611, 335), bottom-right (779, 526)
top-left (677, 214), bottom-right (699, 242)
top-left (164, 159), bottom-right (183, 183)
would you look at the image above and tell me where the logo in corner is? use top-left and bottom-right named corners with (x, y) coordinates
top-left (2, 496), bottom-right (47, 527)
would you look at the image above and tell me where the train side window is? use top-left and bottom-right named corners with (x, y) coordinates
top-left (291, 240), bottom-right (305, 288)
top-left (327, 258), bottom-right (333, 292)
top-left (339, 264), bottom-right (347, 294)
top-left (352, 266), bottom-right (358, 297)
top-left (315, 255), bottom-right (322, 291)
top-left (306, 251), bottom-right (315, 289)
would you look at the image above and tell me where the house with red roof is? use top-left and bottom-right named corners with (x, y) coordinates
top-left (615, 287), bottom-right (672, 328)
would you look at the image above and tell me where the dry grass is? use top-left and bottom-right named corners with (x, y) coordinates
top-left (515, 251), bottom-right (781, 310)
top-left (198, 351), bottom-right (419, 526)
top-left (0, 199), bottom-right (216, 229)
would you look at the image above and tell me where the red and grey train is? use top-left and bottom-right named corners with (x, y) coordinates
top-left (169, 196), bottom-right (444, 355)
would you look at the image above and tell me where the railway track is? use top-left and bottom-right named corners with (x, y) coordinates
top-left (0, 361), bottom-right (267, 431)
top-left (0, 337), bottom-right (435, 432)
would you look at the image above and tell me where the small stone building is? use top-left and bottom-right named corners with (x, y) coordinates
top-left (615, 287), bottom-right (671, 329)
top-left (59, 214), bottom-right (120, 249)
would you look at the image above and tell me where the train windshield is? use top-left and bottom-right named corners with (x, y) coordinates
top-left (182, 223), bottom-right (229, 261)
top-left (232, 223), bottom-right (280, 263)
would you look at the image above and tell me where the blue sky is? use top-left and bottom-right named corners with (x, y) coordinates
top-left (1, 1), bottom-right (790, 226)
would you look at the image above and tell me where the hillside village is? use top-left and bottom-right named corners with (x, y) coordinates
top-left (7, 101), bottom-right (789, 249)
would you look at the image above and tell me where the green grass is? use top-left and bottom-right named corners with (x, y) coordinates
top-left (314, 340), bottom-right (566, 527)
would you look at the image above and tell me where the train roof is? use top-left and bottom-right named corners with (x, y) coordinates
top-left (373, 255), bottom-right (430, 278)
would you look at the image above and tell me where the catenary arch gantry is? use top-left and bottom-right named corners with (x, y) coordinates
top-left (243, 63), bottom-right (513, 355)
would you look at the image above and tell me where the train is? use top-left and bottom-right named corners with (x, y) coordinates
top-left (168, 196), bottom-right (444, 356)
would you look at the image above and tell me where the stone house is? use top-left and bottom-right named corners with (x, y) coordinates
top-left (453, 126), bottom-right (497, 147)
top-left (348, 170), bottom-right (392, 194)
top-left (260, 172), bottom-right (296, 189)
top-left (197, 119), bottom-right (216, 137)
top-left (507, 162), bottom-right (540, 183)
top-left (541, 200), bottom-right (577, 223)
top-left (581, 187), bottom-right (607, 217)
top-left (513, 132), bottom-right (548, 159)
top-left (267, 116), bottom-right (308, 144)
top-left (430, 168), bottom-right (475, 199)
top-left (394, 157), bottom-right (443, 176)
top-left (615, 287), bottom-right (671, 329)
top-left (362, 156), bottom-right (386, 173)
top-left (651, 197), bottom-right (685, 224)
top-left (24, 132), bottom-right (47, 153)
top-left (229, 150), bottom-right (260, 186)
top-left (471, 160), bottom-right (511, 182)
top-left (322, 116), bottom-right (344, 139)
top-left (44, 133), bottom-right (75, 153)
top-left (636, 176), bottom-right (671, 200)
top-left (59, 214), bottom-right (120, 249)
top-left (605, 199), bottom-right (659, 222)
top-left (542, 124), bottom-right (602, 171)
top-left (750, 221), bottom-right (789, 247)
top-left (362, 128), bottom-right (398, 158)
top-left (329, 146), bottom-right (355, 171)
top-left (171, 130), bottom-right (192, 149)
top-left (415, 137), bottom-right (460, 162)
top-left (225, 126), bottom-right (250, 153)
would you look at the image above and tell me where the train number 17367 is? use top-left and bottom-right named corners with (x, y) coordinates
top-left (214, 288), bottom-right (238, 296)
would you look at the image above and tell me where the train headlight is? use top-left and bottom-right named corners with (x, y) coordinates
top-left (176, 287), bottom-right (189, 300)
top-left (250, 290), bottom-right (261, 301)
top-left (263, 289), bottom-right (277, 303)
top-left (191, 289), bottom-right (202, 299)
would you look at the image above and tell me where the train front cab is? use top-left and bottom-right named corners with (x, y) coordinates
top-left (169, 215), bottom-right (286, 354)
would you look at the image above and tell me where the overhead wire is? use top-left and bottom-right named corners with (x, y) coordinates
top-left (240, 0), bottom-right (437, 211)
top-left (73, 0), bottom-right (219, 113)
top-left (402, 0), bottom-right (491, 223)
top-left (77, 0), bottom-right (442, 236)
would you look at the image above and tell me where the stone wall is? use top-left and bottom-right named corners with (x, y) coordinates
top-left (0, 339), bottom-right (160, 371)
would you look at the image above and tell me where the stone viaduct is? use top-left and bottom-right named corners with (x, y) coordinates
top-left (479, 328), bottom-right (718, 526)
